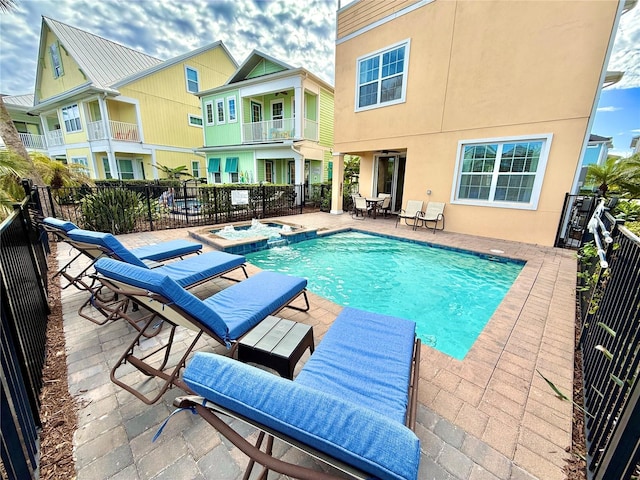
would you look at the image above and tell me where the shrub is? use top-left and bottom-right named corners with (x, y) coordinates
top-left (80, 188), bottom-right (153, 234)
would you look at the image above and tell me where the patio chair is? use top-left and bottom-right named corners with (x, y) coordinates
top-left (351, 195), bottom-right (369, 220)
top-left (416, 201), bottom-right (446, 233)
top-left (394, 200), bottom-right (424, 228)
top-left (376, 194), bottom-right (392, 218)
top-left (93, 257), bottom-right (310, 404)
top-left (171, 307), bottom-right (421, 480)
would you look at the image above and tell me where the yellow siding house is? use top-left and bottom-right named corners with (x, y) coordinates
top-left (332, 0), bottom-right (631, 246)
top-left (28, 16), bottom-right (237, 181)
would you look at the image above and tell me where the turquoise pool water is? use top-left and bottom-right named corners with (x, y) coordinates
top-left (246, 231), bottom-right (524, 359)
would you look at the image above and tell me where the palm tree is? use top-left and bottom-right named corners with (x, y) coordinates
top-left (585, 156), bottom-right (629, 195)
top-left (0, 149), bottom-right (29, 217)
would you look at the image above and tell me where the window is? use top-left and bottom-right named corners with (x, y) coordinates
top-left (185, 66), bottom-right (199, 93)
top-left (272, 100), bottom-right (283, 129)
top-left (71, 157), bottom-right (89, 176)
top-left (205, 101), bottom-right (215, 125)
top-left (356, 40), bottom-right (409, 111)
top-left (188, 114), bottom-right (203, 127)
top-left (208, 157), bottom-right (221, 183)
top-left (216, 99), bottom-right (225, 124)
top-left (227, 96), bottom-right (237, 123)
top-left (192, 160), bottom-right (200, 178)
top-left (49, 42), bottom-right (64, 78)
top-left (225, 157), bottom-right (239, 183)
top-left (453, 135), bottom-right (552, 210)
top-left (61, 104), bottom-right (81, 133)
top-left (118, 159), bottom-right (134, 180)
top-left (102, 158), bottom-right (112, 179)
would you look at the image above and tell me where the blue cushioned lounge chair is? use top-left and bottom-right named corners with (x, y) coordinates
top-left (42, 217), bottom-right (202, 292)
top-left (93, 257), bottom-right (310, 404)
top-left (173, 307), bottom-right (421, 480)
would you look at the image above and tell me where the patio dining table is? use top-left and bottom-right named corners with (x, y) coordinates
top-left (365, 197), bottom-right (384, 219)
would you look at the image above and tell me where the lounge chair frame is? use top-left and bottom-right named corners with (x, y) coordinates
top-left (173, 336), bottom-right (420, 480)
top-left (95, 274), bottom-right (310, 405)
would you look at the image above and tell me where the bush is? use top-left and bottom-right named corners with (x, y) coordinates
top-left (80, 188), bottom-right (153, 234)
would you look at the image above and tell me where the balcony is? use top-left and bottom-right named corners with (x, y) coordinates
top-left (87, 120), bottom-right (140, 142)
top-left (241, 117), bottom-right (319, 143)
top-left (19, 133), bottom-right (47, 150)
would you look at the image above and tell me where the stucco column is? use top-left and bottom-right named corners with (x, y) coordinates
top-left (330, 153), bottom-right (344, 214)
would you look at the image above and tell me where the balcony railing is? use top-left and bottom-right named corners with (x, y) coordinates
top-left (87, 120), bottom-right (140, 142)
top-left (242, 118), bottom-right (295, 143)
top-left (303, 119), bottom-right (319, 142)
top-left (46, 129), bottom-right (64, 147)
top-left (19, 133), bottom-right (47, 150)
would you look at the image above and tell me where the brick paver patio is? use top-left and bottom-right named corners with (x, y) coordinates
top-left (56, 212), bottom-right (577, 480)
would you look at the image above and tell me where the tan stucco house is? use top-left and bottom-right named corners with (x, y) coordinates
top-left (331, 0), bottom-right (632, 246)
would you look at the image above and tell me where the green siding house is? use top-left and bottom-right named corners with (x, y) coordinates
top-left (196, 50), bottom-right (334, 197)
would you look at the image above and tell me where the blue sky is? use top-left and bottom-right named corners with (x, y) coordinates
top-left (0, 0), bottom-right (638, 157)
top-left (594, 87), bottom-right (640, 158)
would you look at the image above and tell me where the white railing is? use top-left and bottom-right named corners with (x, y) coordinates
top-left (87, 120), bottom-right (107, 141)
top-left (303, 119), bottom-right (319, 142)
top-left (19, 133), bottom-right (46, 150)
top-left (110, 120), bottom-right (140, 142)
top-left (242, 118), bottom-right (295, 143)
top-left (87, 120), bottom-right (140, 142)
top-left (46, 129), bottom-right (64, 147)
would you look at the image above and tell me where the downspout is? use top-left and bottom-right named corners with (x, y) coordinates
top-left (291, 144), bottom-right (305, 206)
top-left (569, 0), bottom-right (627, 194)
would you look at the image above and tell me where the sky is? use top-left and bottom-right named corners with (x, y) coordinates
top-left (0, 0), bottom-right (638, 157)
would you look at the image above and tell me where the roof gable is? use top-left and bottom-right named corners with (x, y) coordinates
top-left (34, 16), bottom-right (163, 104)
top-left (227, 50), bottom-right (294, 85)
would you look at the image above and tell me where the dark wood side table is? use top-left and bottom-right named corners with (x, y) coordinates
top-left (237, 316), bottom-right (314, 379)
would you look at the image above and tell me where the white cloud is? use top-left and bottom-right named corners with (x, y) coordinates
top-left (607, 7), bottom-right (640, 89)
top-left (597, 106), bottom-right (622, 112)
top-left (0, 0), bottom-right (337, 95)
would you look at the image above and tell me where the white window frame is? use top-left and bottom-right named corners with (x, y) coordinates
top-left (188, 114), bottom-right (203, 127)
top-left (451, 134), bottom-right (553, 211)
top-left (61, 104), bottom-right (82, 133)
top-left (71, 156), bottom-right (89, 176)
top-left (49, 42), bottom-right (64, 78)
top-left (355, 39), bottom-right (410, 112)
top-left (215, 98), bottom-right (225, 124)
top-left (185, 66), bottom-right (199, 93)
top-left (192, 160), bottom-right (200, 178)
top-left (227, 96), bottom-right (237, 123)
top-left (204, 101), bottom-right (215, 125)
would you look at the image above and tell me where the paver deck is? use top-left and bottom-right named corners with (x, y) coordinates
top-left (56, 212), bottom-right (577, 480)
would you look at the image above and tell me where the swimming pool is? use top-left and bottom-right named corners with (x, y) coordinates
top-left (246, 231), bottom-right (524, 359)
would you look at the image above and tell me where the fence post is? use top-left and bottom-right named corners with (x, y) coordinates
top-left (145, 185), bottom-right (154, 231)
top-left (593, 375), bottom-right (640, 480)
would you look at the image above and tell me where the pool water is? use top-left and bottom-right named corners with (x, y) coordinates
top-left (246, 231), bottom-right (524, 359)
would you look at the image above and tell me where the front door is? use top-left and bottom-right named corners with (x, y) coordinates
top-left (251, 101), bottom-right (263, 141)
top-left (265, 160), bottom-right (274, 183)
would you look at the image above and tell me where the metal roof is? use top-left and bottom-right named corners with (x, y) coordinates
top-left (42, 16), bottom-right (163, 90)
top-left (1, 93), bottom-right (34, 108)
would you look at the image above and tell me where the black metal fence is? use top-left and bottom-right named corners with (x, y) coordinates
top-left (578, 208), bottom-right (640, 480)
top-left (35, 181), bottom-right (334, 234)
top-left (1, 185), bottom-right (51, 480)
